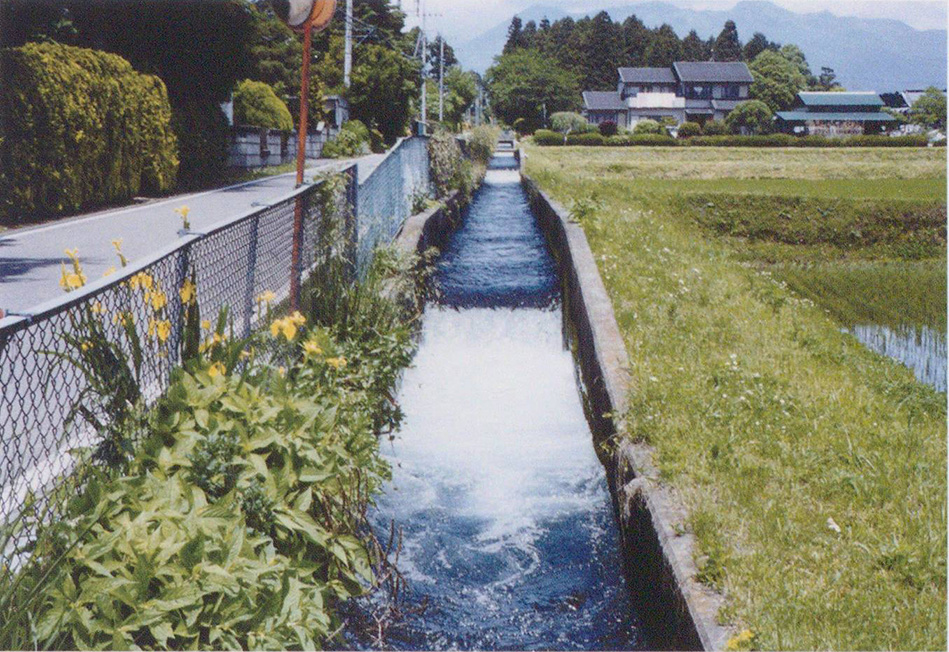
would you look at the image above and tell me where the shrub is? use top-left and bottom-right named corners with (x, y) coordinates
top-left (725, 100), bottom-right (774, 135)
top-left (0, 42), bottom-right (178, 224)
top-left (550, 111), bottom-right (593, 135)
top-left (232, 79), bottom-right (293, 131)
top-left (341, 119), bottom-right (371, 143)
top-left (703, 120), bottom-right (728, 135)
top-left (428, 128), bottom-right (468, 198)
top-left (468, 125), bottom-right (501, 164)
top-left (566, 132), bottom-right (606, 146)
top-left (599, 121), bottom-right (619, 137)
top-left (607, 134), bottom-right (678, 146)
top-left (633, 119), bottom-right (663, 135)
top-left (172, 99), bottom-right (230, 188)
top-left (533, 129), bottom-right (564, 146)
top-left (677, 121), bottom-right (702, 138)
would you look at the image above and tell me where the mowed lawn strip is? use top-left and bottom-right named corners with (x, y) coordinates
top-left (525, 146), bottom-right (947, 651)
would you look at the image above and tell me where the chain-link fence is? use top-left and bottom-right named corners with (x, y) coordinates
top-left (356, 137), bottom-right (430, 273)
top-left (0, 136), bottom-right (431, 568)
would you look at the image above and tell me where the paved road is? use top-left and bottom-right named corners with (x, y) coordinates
top-left (0, 155), bottom-right (385, 315)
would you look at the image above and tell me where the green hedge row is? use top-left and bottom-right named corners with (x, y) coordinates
top-left (532, 129), bottom-right (931, 148)
top-left (0, 42), bottom-right (178, 224)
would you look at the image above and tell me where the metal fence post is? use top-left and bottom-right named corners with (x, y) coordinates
top-left (242, 215), bottom-right (261, 338)
top-left (346, 166), bottom-right (358, 283)
top-left (170, 242), bottom-right (192, 370)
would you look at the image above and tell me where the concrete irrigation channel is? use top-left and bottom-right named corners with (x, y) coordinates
top-left (352, 150), bottom-right (731, 650)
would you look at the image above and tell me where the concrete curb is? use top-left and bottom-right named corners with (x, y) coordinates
top-left (522, 171), bottom-right (733, 652)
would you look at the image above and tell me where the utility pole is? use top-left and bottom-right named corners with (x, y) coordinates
top-left (438, 35), bottom-right (445, 123)
top-left (344, 0), bottom-right (352, 88)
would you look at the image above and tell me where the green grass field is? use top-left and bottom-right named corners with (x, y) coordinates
top-left (526, 146), bottom-right (947, 650)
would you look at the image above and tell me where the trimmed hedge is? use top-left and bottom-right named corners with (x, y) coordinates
top-left (677, 121), bottom-right (703, 138)
top-left (531, 132), bottom-right (931, 148)
top-left (0, 42), bottom-right (178, 224)
top-left (233, 79), bottom-right (293, 131)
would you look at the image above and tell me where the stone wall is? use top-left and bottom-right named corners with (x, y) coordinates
top-left (226, 126), bottom-right (336, 168)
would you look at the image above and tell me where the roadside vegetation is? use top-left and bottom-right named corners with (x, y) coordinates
top-left (0, 172), bottom-right (428, 649)
top-left (526, 145), bottom-right (947, 650)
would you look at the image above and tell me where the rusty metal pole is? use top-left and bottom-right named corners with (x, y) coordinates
top-left (290, 20), bottom-right (313, 312)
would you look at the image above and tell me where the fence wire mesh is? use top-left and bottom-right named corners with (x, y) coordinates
top-left (0, 156), bottom-right (393, 568)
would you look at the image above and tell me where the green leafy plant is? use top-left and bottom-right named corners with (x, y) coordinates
top-left (232, 79), bottom-right (293, 131)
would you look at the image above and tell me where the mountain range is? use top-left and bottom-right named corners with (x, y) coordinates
top-left (454, 0), bottom-right (947, 92)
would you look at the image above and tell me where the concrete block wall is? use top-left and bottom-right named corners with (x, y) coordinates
top-left (227, 126), bottom-right (335, 168)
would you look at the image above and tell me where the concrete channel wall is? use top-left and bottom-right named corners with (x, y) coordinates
top-left (521, 159), bottom-right (733, 651)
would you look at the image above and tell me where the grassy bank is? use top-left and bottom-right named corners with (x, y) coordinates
top-left (526, 146), bottom-right (947, 650)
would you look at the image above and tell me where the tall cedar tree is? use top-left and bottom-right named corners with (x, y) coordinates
top-left (681, 29), bottom-right (710, 61)
top-left (713, 20), bottom-right (742, 61)
top-left (622, 15), bottom-right (651, 65)
top-left (743, 32), bottom-right (778, 62)
top-left (503, 16), bottom-right (524, 54)
top-left (644, 24), bottom-right (682, 67)
top-left (586, 12), bottom-right (625, 89)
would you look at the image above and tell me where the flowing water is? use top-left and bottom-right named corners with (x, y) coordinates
top-left (361, 154), bottom-right (646, 649)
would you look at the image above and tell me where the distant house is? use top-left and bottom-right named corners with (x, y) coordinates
top-left (775, 92), bottom-right (897, 136)
top-left (581, 61), bottom-right (753, 129)
top-left (581, 91), bottom-right (629, 129)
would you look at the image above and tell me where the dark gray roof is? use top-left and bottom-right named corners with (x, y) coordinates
top-left (673, 61), bottom-right (754, 83)
top-left (711, 99), bottom-right (743, 111)
top-left (797, 92), bottom-right (883, 107)
top-left (583, 91), bottom-right (627, 111)
top-left (776, 110), bottom-right (896, 122)
top-left (618, 67), bottom-right (677, 84)
top-left (685, 99), bottom-right (714, 109)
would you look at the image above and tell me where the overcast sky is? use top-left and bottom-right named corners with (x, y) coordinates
top-left (402, 0), bottom-right (948, 43)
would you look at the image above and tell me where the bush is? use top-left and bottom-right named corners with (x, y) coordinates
top-left (550, 111), bottom-right (593, 136)
top-left (428, 128), bottom-right (468, 198)
top-left (533, 129), bottom-right (563, 146)
top-left (566, 132), bottom-right (605, 146)
top-left (468, 125), bottom-right (501, 164)
top-left (703, 120), bottom-right (728, 136)
top-left (172, 99), bottom-right (230, 188)
top-left (322, 130), bottom-right (369, 159)
top-left (341, 119), bottom-right (371, 143)
top-left (607, 134), bottom-right (678, 146)
top-left (0, 42), bottom-right (178, 223)
top-left (725, 100), bottom-right (774, 135)
top-left (633, 119), bottom-right (663, 135)
top-left (599, 121), bottom-right (619, 137)
top-left (232, 79), bottom-right (293, 131)
top-left (677, 121), bottom-right (702, 138)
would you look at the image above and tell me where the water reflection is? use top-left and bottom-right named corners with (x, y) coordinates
top-left (851, 323), bottom-right (947, 392)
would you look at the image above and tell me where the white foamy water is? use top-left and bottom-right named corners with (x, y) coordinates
top-left (371, 306), bottom-right (641, 650)
top-left (383, 307), bottom-right (602, 540)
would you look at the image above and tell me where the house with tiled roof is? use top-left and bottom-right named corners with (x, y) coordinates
top-left (581, 61), bottom-right (753, 129)
top-left (775, 92), bottom-right (897, 136)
